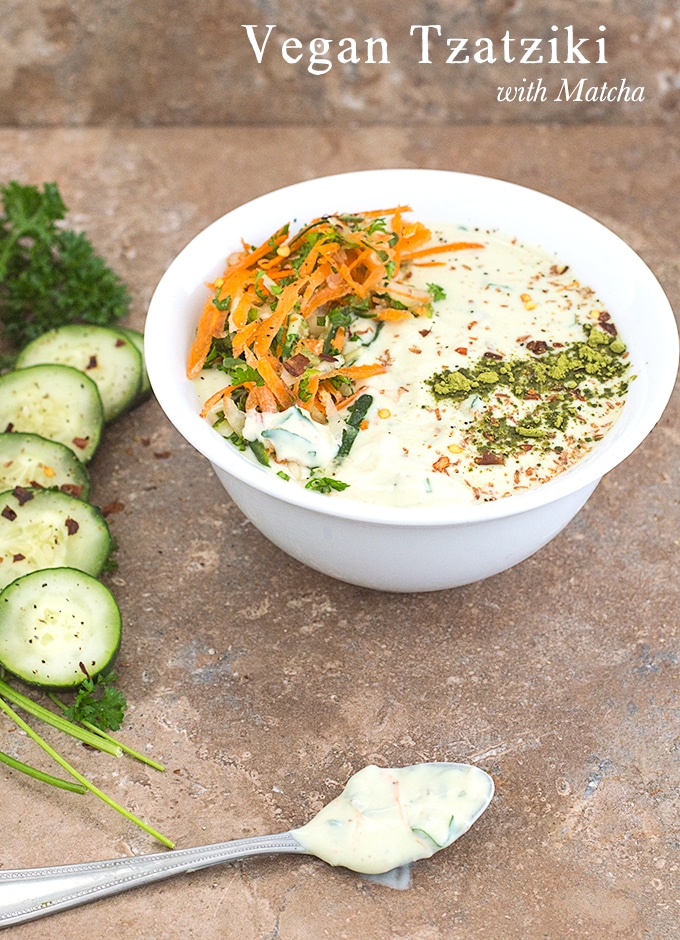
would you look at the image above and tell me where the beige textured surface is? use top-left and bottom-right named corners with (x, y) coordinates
top-left (0, 125), bottom-right (678, 938)
top-left (1, 1), bottom-right (678, 125)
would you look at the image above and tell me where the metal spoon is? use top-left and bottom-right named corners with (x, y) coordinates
top-left (0, 832), bottom-right (311, 927)
top-left (0, 761), bottom-right (493, 928)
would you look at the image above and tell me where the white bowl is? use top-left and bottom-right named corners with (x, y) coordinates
top-left (144, 169), bottom-right (678, 592)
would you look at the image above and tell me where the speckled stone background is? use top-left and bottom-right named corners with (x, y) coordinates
top-left (0, 3), bottom-right (679, 939)
top-left (2, 0), bottom-right (680, 125)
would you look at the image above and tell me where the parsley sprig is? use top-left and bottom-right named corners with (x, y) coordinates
top-left (0, 180), bottom-right (130, 353)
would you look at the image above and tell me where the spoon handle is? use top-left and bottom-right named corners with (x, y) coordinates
top-left (0, 832), bottom-right (308, 927)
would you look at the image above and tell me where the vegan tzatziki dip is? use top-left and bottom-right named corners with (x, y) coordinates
top-left (291, 762), bottom-right (494, 874)
top-left (189, 208), bottom-right (630, 507)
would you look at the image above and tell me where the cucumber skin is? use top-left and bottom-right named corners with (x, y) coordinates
top-left (118, 327), bottom-right (152, 403)
top-left (0, 568), bottom-right (121, 689)
top-left (16, 324), bottom-right (143, 423)
top-left (0, 486), bottom-right (113, 591)
top-left (0, 364), bottom-right (104, 463)
top-left (0, 431), bottom-right (91, 500)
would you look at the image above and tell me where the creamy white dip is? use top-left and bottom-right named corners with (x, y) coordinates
top-left (291, 762), bottom-right (494, 874)
top-left (195, 224), bottom-right (629, 507)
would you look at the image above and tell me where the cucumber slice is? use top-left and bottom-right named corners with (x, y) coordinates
top-left (0, 487), bottom-right (112, 590)
top-left (0, 432), bottom-right (90, 500)
top-left (0, 364), bottom-right (103, 462)
top-left (16, 324), bottom-right (143, 422)
top-left (0, 568), bottom-right (121, 688)
top-left (117, 327), bottom-right (152, 403)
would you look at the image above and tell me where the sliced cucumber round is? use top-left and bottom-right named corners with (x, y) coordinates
top-left (117, 326), bottom-right (152, 403)
top-left (0, 487), bottom-right (112, 591)
top-left (0, 364), bottom-right (103, 462)
top-left (0, 567), bottom-right (121, 688)
top-left (16, 324), bottom-right (143, 422)
top-left (0, 432), bottom-right (90, 500)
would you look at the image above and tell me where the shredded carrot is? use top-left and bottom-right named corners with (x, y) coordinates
top-left (199, 384), bottom-right (236, 418)
top-left (188, 207), bottom-right (485, 436)
top-left (402, 241), bottom-right (485, 260)
top-left (256, 357), bottom-right (294, 409)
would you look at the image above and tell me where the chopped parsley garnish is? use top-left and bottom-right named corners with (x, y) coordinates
top-left (305, 476), bottom-right (350, 493)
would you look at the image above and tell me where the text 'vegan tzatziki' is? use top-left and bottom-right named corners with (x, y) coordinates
top-left (191, 212), bottom-right (630, 508)
top-left (290, 762), bottom-right (494, 874)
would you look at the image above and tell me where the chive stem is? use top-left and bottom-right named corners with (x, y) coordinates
top-left (0, 679), bottom-right (122, 757)
top-left (0, 749), bottom-right (87, 793)
top-left (0, 697), bottom-right (174, 849)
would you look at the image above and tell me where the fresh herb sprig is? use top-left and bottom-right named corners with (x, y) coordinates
top-left (59, 671), bottom-right (127, 732)
top-left (0, 180), bottom-right (130, 352)
top-left (0, 671), bottom-right (172, 847)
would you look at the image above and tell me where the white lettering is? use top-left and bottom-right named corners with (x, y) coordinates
top-left (556, 77), bottom-right (585, 101)
top-left (555, 78), bottom-right (644, 102)
top-left (501, 30), bottom-right (515, 63)
top-left (281, 37), bottom-right (302, 64)
top-left (365, 37), bottom-right (389, 64)
top-left (410, 24), bottom-right (441, 64)
top-left (446, 38), bottom-right (469, 64)
top-left (519, 37), bottom-right (543, 64)
top-left (242, 24), bottom-right (276, 63)
top-left (596, 26), bottom-right (607, 64)
top-left (564, 25), bottom-right (590, 64)
top-left (497, 77), bottom-right (547, 102)
top-left (473, 38), bottom-right (495, 64)
top-left (309, 38), bottom-right (333, 75)
top-left (337, 37), bottom-right (360, 64)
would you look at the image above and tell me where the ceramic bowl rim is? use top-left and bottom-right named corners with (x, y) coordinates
top-left (145, 168), bottom-right (679, 528)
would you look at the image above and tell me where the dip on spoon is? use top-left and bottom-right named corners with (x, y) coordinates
top-left (292, 762), bottom-right (494, 874)
top-left (0, 761), bottom-right (493, 927)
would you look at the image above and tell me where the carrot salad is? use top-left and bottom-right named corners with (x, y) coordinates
top-left (188, 207), bottom-right (483, 428)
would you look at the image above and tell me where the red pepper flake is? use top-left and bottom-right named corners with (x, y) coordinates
top-left (102, 500), bottom-right (125, 516)
top-left (86, 355), bottom-right (98, 369)
top-left (1, 506), bottom-right (17, 522)
top-left (455, 346), bottom-right (468, 356)
top-left (12, 486), bottom-right (34, 506)
top-left (4, 423), bottom-right (14, 433)
top-left (60, 484), bottom-right (84, 498)
top-left (475, 451), bottom-right (504, 465)
top-left (72, 437), bottom-right (90, 451)
top-left (432, 455), bottom-right (451, 473)
top-left (526, 340), bottom-right (549, 355)
top-left (115, 338), bottom-right (126, 347)
top-left (64, 517), bottom-right (79, 535)
top-left (483, 351), bottom-right (503, 360)
top-left (154, 450), bottom-right (171, 459)
top-left (12, 553), bottom-right (25, 563)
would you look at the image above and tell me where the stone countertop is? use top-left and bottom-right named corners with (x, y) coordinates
top-left (0, 125), bottom-right (678, 939)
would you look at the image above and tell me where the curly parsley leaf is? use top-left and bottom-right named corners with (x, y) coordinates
top-left (62, 672), bottom-right (127, 732)
top-left (0, 180), bottom-right (130, 350)
top-left (427, 283), bottom-right (446, 302)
